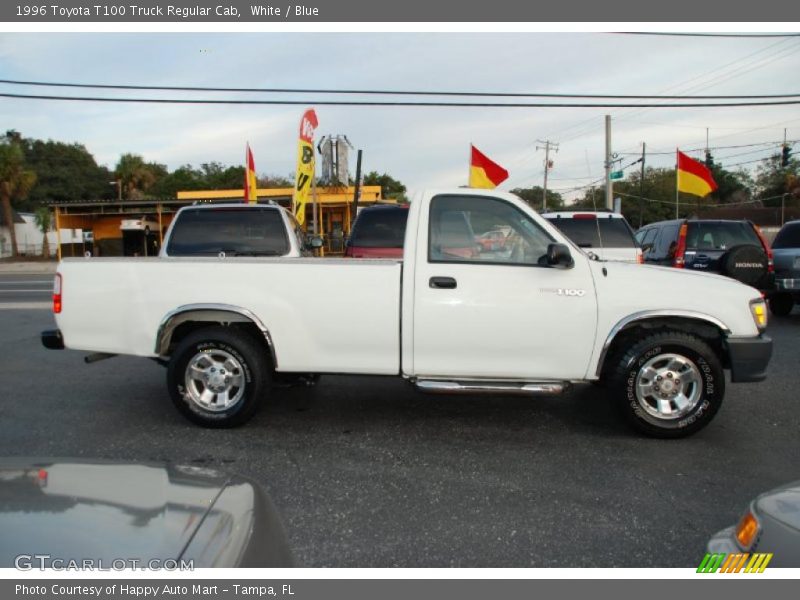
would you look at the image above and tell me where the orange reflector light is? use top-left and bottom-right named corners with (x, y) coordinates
top-left (53, 273), bottom-right (62, 314)
top-left (735, 511), bottom-right (759, 549)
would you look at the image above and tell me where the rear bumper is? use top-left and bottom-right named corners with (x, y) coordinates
top-left (41, 329), bottom-right (64, 350)
top-left (726, 334), bottom-right (772, 383)
top-left (775, 277), bottom-right (800, 292)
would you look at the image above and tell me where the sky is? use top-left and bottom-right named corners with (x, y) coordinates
top-left (0, 32), bottom-right (799, 201)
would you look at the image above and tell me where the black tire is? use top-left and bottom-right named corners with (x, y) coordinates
top-left (609, 331), bottom-right (724, 438)
top-left (768, 292), bottom-right (794, 317)
top-left (719, 244), bottom-right (768, 287)
top-left (167, 326), bottom-right (270, 428)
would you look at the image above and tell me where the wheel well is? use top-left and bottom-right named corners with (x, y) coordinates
top-left (156, 309), bottom-right (276, 367)
top-left (598, 317), bottom-right (728, 378)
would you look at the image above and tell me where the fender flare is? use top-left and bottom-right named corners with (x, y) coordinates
top-left (155, 303), bottom-right (277, 367)
top-left (594, 310), bottom-right (731, 377)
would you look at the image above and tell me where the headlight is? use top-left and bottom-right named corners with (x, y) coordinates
top-left (735, 510), bottom-right (760, 550)
top-left (749, 299), bottom-right (767, 331)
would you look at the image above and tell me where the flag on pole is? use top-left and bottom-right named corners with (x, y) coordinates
top-left (677, 150), bottom-right (718, 197)
top-left (293, 109), bottom-right (319, 225)
top-left (244, 143), bottom-right (258, 204)
top-left (469, 145), bottom-right (509, 189)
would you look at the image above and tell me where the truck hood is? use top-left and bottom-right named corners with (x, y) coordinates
top-left (591, 260), bottom-right (763, 337)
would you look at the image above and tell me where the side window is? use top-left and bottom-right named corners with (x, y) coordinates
top-left (654, 224), bottom-right (679, 259)
top-left (637, 228), bottom-right (656, 246)
top-left (428, 195), bottom-right (553, 266)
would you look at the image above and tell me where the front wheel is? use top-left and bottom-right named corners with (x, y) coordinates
top-left (167, 326), bottom-right (270, 427)
top-left (610, 331), bottom-right (724, 438)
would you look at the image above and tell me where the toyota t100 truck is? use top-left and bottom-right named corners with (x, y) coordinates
top-left (42, 189), bottom-right (772, 438)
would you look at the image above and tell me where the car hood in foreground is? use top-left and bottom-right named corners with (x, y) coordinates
top-left (0, 458), bottom-right (293, 568)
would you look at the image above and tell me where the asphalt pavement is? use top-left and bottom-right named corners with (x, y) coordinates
top-left (0, 287), bottom-right (798, 567)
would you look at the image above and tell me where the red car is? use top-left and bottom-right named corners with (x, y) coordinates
top-left (345, 205), bottom-right (409, 259)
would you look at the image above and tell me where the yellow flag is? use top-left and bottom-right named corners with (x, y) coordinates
top-left (293, 109), bottom-right (318, 225)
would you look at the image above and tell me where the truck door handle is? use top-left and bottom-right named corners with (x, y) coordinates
top-left (429, 276), bottom-right (457, 289)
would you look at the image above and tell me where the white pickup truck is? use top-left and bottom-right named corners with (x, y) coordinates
top-left (42, 189), bottom-right (773, 437)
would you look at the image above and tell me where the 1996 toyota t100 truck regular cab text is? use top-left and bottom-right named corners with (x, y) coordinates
top-left (42, 189), bottom-right (773, 437)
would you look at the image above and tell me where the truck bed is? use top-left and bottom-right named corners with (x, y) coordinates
top-left (57, 257), bottom-right (403, 375)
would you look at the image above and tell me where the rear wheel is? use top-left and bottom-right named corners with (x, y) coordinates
top-left (768, 292), bottom-right (794, 317)
top-left (167, 326), bottom-right (270, 427)
top-left (610, 331), bottom-right (724, 438)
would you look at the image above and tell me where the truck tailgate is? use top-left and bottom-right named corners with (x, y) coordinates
top-left (56, 257), bottom-right (403, 375)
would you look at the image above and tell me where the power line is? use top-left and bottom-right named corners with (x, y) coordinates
top-left (614, 32), bottom-right (800, 38)
top-left (3, 92), bottom-right (800, 108)
top-left (2, 78), bottom-right (799, 100)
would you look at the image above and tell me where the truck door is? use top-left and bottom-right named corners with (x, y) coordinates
top-left (412, 193), bottom-right (598, 381)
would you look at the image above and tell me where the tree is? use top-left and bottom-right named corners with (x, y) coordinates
top-left (114, 154), bottom-right (167, 199)
top-left (362, 171), bottom-right (407, 201)
top-left (33, 205), bottom-right (52, 258)
top-left (754, 153), bottom-right (800, 206)
top-left (0, 135), bottom-right (37, 257)
top-left (21, 137), bottom-right (114, 207)
top-left (509, 186), bottom-right (565, 211)
top-left (199, 162), bottom-right (246, 190)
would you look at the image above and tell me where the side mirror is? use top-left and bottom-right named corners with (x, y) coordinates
top-left (546, 243), bottom-right (574, 269)
top-left (641, 242), bottom-right (653, 253)
top-left (307, 236), bottom-right (324, 249)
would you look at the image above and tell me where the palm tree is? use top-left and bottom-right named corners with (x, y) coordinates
top-left (0, 141), bottom-right (37, 258)
top-left (115, 153), bottom-right (164, 199)
top-left (34, 205), bottom-right (52, 258)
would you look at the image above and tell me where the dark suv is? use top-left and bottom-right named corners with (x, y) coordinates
top-left (769, 220), bottom-right (800, 316)
top-left (345, 204), bottom-right (409, 259)
top-left (635, 219), bottom-right (774, 295)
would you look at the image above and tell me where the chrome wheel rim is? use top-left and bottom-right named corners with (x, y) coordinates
top-left (634, 353), bottom-right (702, 420)
top-left (184, 349), bottom-right (245, 412)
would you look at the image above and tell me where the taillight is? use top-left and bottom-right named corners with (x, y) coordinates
top-left (672, 223), bottom-right (688, 268)
top-left (53, 273), bottom-right (62, 314)
top-left (636, 250), bottom-right (644, 264)
top-left (753, 224), bottom-right (774, 273)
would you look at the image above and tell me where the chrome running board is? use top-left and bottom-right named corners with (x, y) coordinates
top-left (415, 380), bottom-right (567, 396)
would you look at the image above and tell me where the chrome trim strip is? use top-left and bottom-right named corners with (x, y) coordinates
top-left (155, 303), bottom-right (277, 367)
top-left (594, 310), bottom-right (732, 377)
top-left (416, 380), bottom-right (566, 396)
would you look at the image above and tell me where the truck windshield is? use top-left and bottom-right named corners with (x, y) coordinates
top-left (166, 207), bottom-right (290, 256)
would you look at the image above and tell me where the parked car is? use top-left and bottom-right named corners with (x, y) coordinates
top-left (43, 188), bottom-right (772, 438)
top-left (0, 458), bottom-right (294, 568)
top-left (345, 204), bottom-right (409, 259)
top-left (706, 479), bottom-right (800, 568)
top-left (477, 228), bottom-right (511, 252)
top-left (768, 220), bottom-right (800, 316)
top-left (161, 203), bottom-right (318, 258)
top-left (635, 219), bottom-right (774, 295)
top-left (541, 211), bottom-right (642, 263)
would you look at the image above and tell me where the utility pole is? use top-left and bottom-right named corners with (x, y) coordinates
top-left (351, 149), bottom-right (363, 231)
top-left (605, 115), bottom-right (613, 210)
top-left (536, 140), bottom-right (558, 211)
top-left (638, 142), bottom-right (646, 229)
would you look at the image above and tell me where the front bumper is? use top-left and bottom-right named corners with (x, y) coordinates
top-left (706, 525), bottom-right (740, 556)
top-left (41, 329), bottom-right (64, 350)
top-left (726, 334), bottom-right (772, 383)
